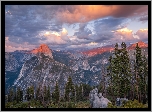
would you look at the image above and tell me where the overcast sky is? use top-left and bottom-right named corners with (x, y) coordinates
top-left (5, 5), bottom-right (148, 52)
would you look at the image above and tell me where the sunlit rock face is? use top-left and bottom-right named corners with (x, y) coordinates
top-left (31, 44), bottom-right (53, 58)
top-left (127, 41), bottom-right (148, 50)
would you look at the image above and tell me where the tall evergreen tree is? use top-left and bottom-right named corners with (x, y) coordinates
top-left (64, 76), bottom-right (75, 101)
top-left (107, 42), bottom-right (131, 99)
top-left (47, 85), bottom-right (51, 103)
top-left (75, 84), bottom-right (79, 101)
top-left (8, 88), bottom-right (14, 102)
top-left (36, 85), bottom-right (41, 101)
top-left (52, 82), bottom-right (60, 103)
top-left (119, 42), bottom-right (131, 97)
top-left (26, 86), bottom-right (34, 101)
top-left (43, 85), bottom-right (47, 102)
top-left (134, 43), bottom-right (148, 103)
top-left (16, 86), bottom-right (23, 103)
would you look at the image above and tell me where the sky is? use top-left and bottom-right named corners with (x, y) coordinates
top-left (5, 5), bottom-right (148, 52)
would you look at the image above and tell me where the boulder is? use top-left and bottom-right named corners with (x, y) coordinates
top-left (89, 89), bottom-right (111, 108)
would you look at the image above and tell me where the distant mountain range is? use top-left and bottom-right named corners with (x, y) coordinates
top-left (5, 41), bottom-right (148, 94)
top-left (82, 41), bottom-right (148, 57)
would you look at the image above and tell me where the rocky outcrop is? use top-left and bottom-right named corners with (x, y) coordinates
top-left (89, 88), bottom-right (111, 108)
top-left (31, 44), bottom-right (53, 58)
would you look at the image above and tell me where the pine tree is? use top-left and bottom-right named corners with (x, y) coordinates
top-left (13, 88), bottom-right (17, 101)
top-left (26, 86), bottom-right (34, 101)
top-left (75, 84), bottom-right (79, 101)
top-left (119, 42), bottom-right (131, 97)
top-left (47, 85), bottom-right (51, 103)
top-left (8, 88), bottom-right (14, 102)
top-left (52, 82), bottom-right (60, 103)
top-left (64, 76), bottom-right (74, 102)
top-left (134, 43), bottom-right (148, 103)
top-left (82, 83), bottom-right (92, 100)
top-left (36, 85), bottom-right (41, 101)
top-left (107, 42), bottom-right (131, 99)
top-left (78, 84), bottom-right (83, 101)
top-left (43, 85), bottom-right (47, 102)
top-left (16, 86), bottom-right (23, 103)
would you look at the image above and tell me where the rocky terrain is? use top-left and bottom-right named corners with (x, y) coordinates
top-left (5, 41), bottom-right (148, 94)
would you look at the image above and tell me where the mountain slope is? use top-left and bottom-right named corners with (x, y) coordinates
top-left (82, 45), bottom-right (114, 57)
top-left (13, 53), bottom-right (73, 94)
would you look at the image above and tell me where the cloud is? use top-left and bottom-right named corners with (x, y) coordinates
top-left (139, 15), bottom-right (148, 21)
top-left (74, 23), bottom-right (92, 39)
top-left (39, 28), bottom-right (70, 45)
top-left (135, 29), bottom-right (148, 41)
top-left (5, 37), bottom-right (36, 52)
top-left (61, 28), bottom-right (70, 41)
top-left (55, 5), bottom-right (148, 23)
top-left (89, 17), bottom-right (128, 42)
top-left (5, 5), bottom-right (148, 51)
top-left (113, 28), bottom-right (135, 42)
top-left (111, 28), bottom-right (148, 44)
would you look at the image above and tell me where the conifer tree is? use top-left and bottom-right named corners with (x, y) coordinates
top-left (75, 84), bottom-right (79, 101)
top-left (8, 88), bottom-right (14, 102)
top-left (65, 76), bottom-right (74, 101)
top-left (26, 86), bottom-right (34, 101)
top-left (134, 43), bottom-right (148, 103)
top-left (107, 42), bottom-right (131, 99)
top-left (43, 85), bottom-right (47, 101)
top-left (47, 85), bottom-right (51, 103)
top-left (36, 85), bottom-right (41, 101)
top-left (13, 88), bottom-right (17, 101)
top-left (16, 86), bottom-right (23, 103)
top-left (52, 82), bottom-right (60, 103)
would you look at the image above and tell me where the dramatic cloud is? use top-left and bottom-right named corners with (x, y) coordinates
top-left (38, 28), bottom-right (71, 45)
top-left (5, 5), bottom-right (148, 52)
top-left (55, 5), bottom-right (148, 23)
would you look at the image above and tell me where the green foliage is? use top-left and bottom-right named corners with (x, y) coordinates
top-left (8, 88), bottom-right (14, 102)
top-left (52, 82), bottom-right (60, 103)
top-left (82, 83), bottom-right (92, 100)
top-left (107, 42), bottom-right (131, 97)
top-left (107, 100), bottom-right (148, 108)
top-left (107, 102), bottom-right (117, 108)
top-left (16, 86), bottom-right (23, 103)
top-left (46, 85), bottom-right (51, 102)
top-left (64, 76), bottom-right (75, 101)
top-left (26, 86), bottom-right (34, 101)
top-left (133, 43), bottom-right (148, 103)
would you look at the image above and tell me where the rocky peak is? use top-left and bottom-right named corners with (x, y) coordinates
top-left (31, 44), bottom-right (53, 58)
top-left (128, 41), bottom-right (148, 50)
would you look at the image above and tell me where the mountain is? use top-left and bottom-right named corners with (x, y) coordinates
top-left (5, 52), bottom-right (20, 71)
top-left (31, 44), bottom-right (53, 58)
top-left (5, 42), bottom-right (148, 94)
top-left (127, 41), bottom-right (148, 50)
top-left (13, 53), bottom-right (73, 95)
top-left (82, 45), bottom-right (114, 57)
top-left (5, 51), bottom-right (35, 93)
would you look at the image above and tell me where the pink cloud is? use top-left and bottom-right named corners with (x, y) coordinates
top-left (5, 37), bottom-right (36, 52)
top-left (55, 5), bottom-right (148, 23)
top-left (135, 29), bottom-right (148, 40)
